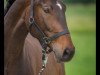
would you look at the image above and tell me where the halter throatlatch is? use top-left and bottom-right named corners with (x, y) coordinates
top-left (29, 0), bottom-right (69, 75)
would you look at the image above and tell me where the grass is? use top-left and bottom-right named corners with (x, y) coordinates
top-left (66, 4), bottom-right (96, 32)
top-left (64, 4), bottom-right (96, 75)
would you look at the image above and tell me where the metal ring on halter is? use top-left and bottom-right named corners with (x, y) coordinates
top-left (29, 17), bottom-right (34, 24)
top-left (43, 37), bottom-right (51, 44)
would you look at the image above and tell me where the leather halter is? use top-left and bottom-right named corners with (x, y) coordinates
top-left (29, 0), bottom-right (69, 50)
top-left (29, 0), bottom-right (69, 74)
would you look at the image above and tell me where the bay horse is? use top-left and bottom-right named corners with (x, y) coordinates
top-left (4, 0), bottom-right (75, 75)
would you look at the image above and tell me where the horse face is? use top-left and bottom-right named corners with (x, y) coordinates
top-left (33, 0), bottom-right (75, 62)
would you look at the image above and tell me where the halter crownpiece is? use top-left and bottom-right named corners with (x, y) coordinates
top-left (29, 0), bottom-right (69, 75)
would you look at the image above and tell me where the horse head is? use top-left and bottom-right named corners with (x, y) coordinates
top-left (28, 0), bottom-right (75, 62)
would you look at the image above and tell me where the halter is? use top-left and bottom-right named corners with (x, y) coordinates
top-left (29, 0), bottom-right (69, 75)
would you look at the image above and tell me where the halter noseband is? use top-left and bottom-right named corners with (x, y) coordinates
top-left (29, 0), bottom-right (69, 75)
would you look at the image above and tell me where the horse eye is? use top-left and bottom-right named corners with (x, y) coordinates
top-left (44, 7), bottom-right (50, 13)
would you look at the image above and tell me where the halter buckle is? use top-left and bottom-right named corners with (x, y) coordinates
top-left (43, 37), bottom-right (51, 44)
top-left (29, 17), bottom-right (34, 24)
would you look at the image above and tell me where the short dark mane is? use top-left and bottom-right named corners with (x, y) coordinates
top-left (4, 0), bottom-right (15, 16)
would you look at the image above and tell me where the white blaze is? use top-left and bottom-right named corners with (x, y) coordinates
top-left (56, 2), bottom-right (62, 10)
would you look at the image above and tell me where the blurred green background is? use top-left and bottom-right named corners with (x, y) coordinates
top-left (64, 0), bottom-right (96, 75)
top-left (4, 0), bottom-right (96, 75)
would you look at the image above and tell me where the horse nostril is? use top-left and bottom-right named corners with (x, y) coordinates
top-left (62, 49), bottom-right (70, 58)
top-left (64, 49), bottom-right (69, 55)
top-left (62, 48), bottom-right (75, 62)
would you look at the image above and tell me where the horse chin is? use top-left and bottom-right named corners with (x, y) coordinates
top-left (50, 43), bottom-right (74, 63)
top-left (53, 49), bottom-right (63, 63)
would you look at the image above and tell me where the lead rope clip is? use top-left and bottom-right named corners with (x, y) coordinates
top-left (38, 49), bottom-right (48, 75)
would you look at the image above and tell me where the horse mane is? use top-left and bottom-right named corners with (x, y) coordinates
top-left (4, 0), bottom-right (15, 16)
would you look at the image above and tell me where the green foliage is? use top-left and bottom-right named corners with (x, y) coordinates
top-left (63, 0), bottom-right (96, 4)
top-left (4, 0), bottom-right (7, 7)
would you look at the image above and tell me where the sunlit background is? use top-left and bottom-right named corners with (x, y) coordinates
top-left (4, 0), bottom-right (96, 75)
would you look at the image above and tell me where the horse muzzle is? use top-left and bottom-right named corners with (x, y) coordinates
top-left (61, 47), bottom-right (75, 62)
top-left (53, 47), bottom-right (75, 62)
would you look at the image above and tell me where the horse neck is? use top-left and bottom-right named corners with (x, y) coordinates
top-left (4, 0), bottom-right (30, 49)
top-left (4, 0), bottom-right (29, 74)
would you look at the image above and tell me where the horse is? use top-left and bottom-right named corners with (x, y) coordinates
top-left (4, 0), bottom-right (75, 75)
